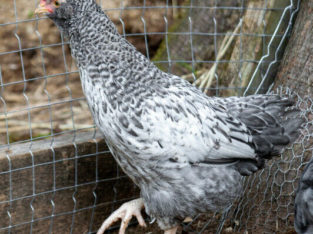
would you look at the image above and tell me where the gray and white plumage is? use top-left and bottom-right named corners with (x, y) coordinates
top-left (39, 0), bottom-right (304, 231)
top-left (295, 158), bottom-right (313, 234)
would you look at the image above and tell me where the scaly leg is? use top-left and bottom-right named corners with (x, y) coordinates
top-left (164, 226), bottom-right (178, 234)
top-left (97, 198), bottom-right (146, 234)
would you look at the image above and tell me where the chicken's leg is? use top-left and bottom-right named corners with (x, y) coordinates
top-left (97, 198), bottom-right (146, 234)
top-left (164, 226), bottom-right (178, 234)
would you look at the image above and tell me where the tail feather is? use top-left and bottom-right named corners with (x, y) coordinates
top-left (215, 94), bottom-right (304, 176)
top-left (217, 94), bottom-right (304, 158)
top-left (241, 96), bottom-right (303, 158)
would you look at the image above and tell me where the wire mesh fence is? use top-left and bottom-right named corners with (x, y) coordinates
top-left (0, 0), bottom-right (310, 233)
top-left (181, 88), bottom-right (313, 233)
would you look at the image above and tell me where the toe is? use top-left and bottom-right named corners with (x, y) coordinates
top-left (97, 209), bottom-right (125, 234)
top-left (134, 210), bottom-right (147, 227)
top-left (97, 199), bottom-right (145, 234)
top-left (118, 213), bottom-right (132, 234)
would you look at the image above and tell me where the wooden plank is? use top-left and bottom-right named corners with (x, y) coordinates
top-left (0, 131), bottom-right (140, 233)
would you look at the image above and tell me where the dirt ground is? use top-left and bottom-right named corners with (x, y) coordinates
top-left (0, 0), bottom-right (184, 144)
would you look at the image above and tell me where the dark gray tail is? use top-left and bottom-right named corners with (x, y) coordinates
top-left (236, 95), bottom-right (303, 158)
top-left (216, 94), bottom-right (304, 158)
top-left (219, 94), bottom-right (304, 176)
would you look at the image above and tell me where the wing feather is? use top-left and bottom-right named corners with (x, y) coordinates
top-left (139, 75), bottom-right (257, 164)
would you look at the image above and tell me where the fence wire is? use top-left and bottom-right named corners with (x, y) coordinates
top-left (0, 0), bottom-right (309, 233)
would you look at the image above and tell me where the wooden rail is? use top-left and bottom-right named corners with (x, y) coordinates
top-left (0, 131), bottom-right (140, 233)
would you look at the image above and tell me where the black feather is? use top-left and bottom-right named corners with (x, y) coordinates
top-left (295, 158), bottom-right (313, 234)
top-left (216, 95), bottom-right (304, 175)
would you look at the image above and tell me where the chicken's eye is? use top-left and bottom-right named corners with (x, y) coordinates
top-left (54, 1), bottom-right (60, 6)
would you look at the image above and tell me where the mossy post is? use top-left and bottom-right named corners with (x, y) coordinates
top-left (221, 0), bottom-right (293, 96)
top-left (153, 0), bottom-right (293, 97)
top-left (152, 0), bottom-right (242, 78)
top-left (274, 1), bottom-right (313, 97)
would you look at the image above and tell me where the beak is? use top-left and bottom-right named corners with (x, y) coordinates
top-left (35, 1), bottom-right (52, 14)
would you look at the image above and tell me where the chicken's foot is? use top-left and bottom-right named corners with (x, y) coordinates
top-left (97, 198), bottom-right (146, 234)
top-left (164, 226), bottom-right (178, 234)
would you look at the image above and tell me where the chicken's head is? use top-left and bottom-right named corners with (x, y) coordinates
top-left (35, 0), bottom-right (61, 14)
top-left (35, 0), bottom-right (100, 36)
top-left (35, 0), bottom-right (78, 36)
